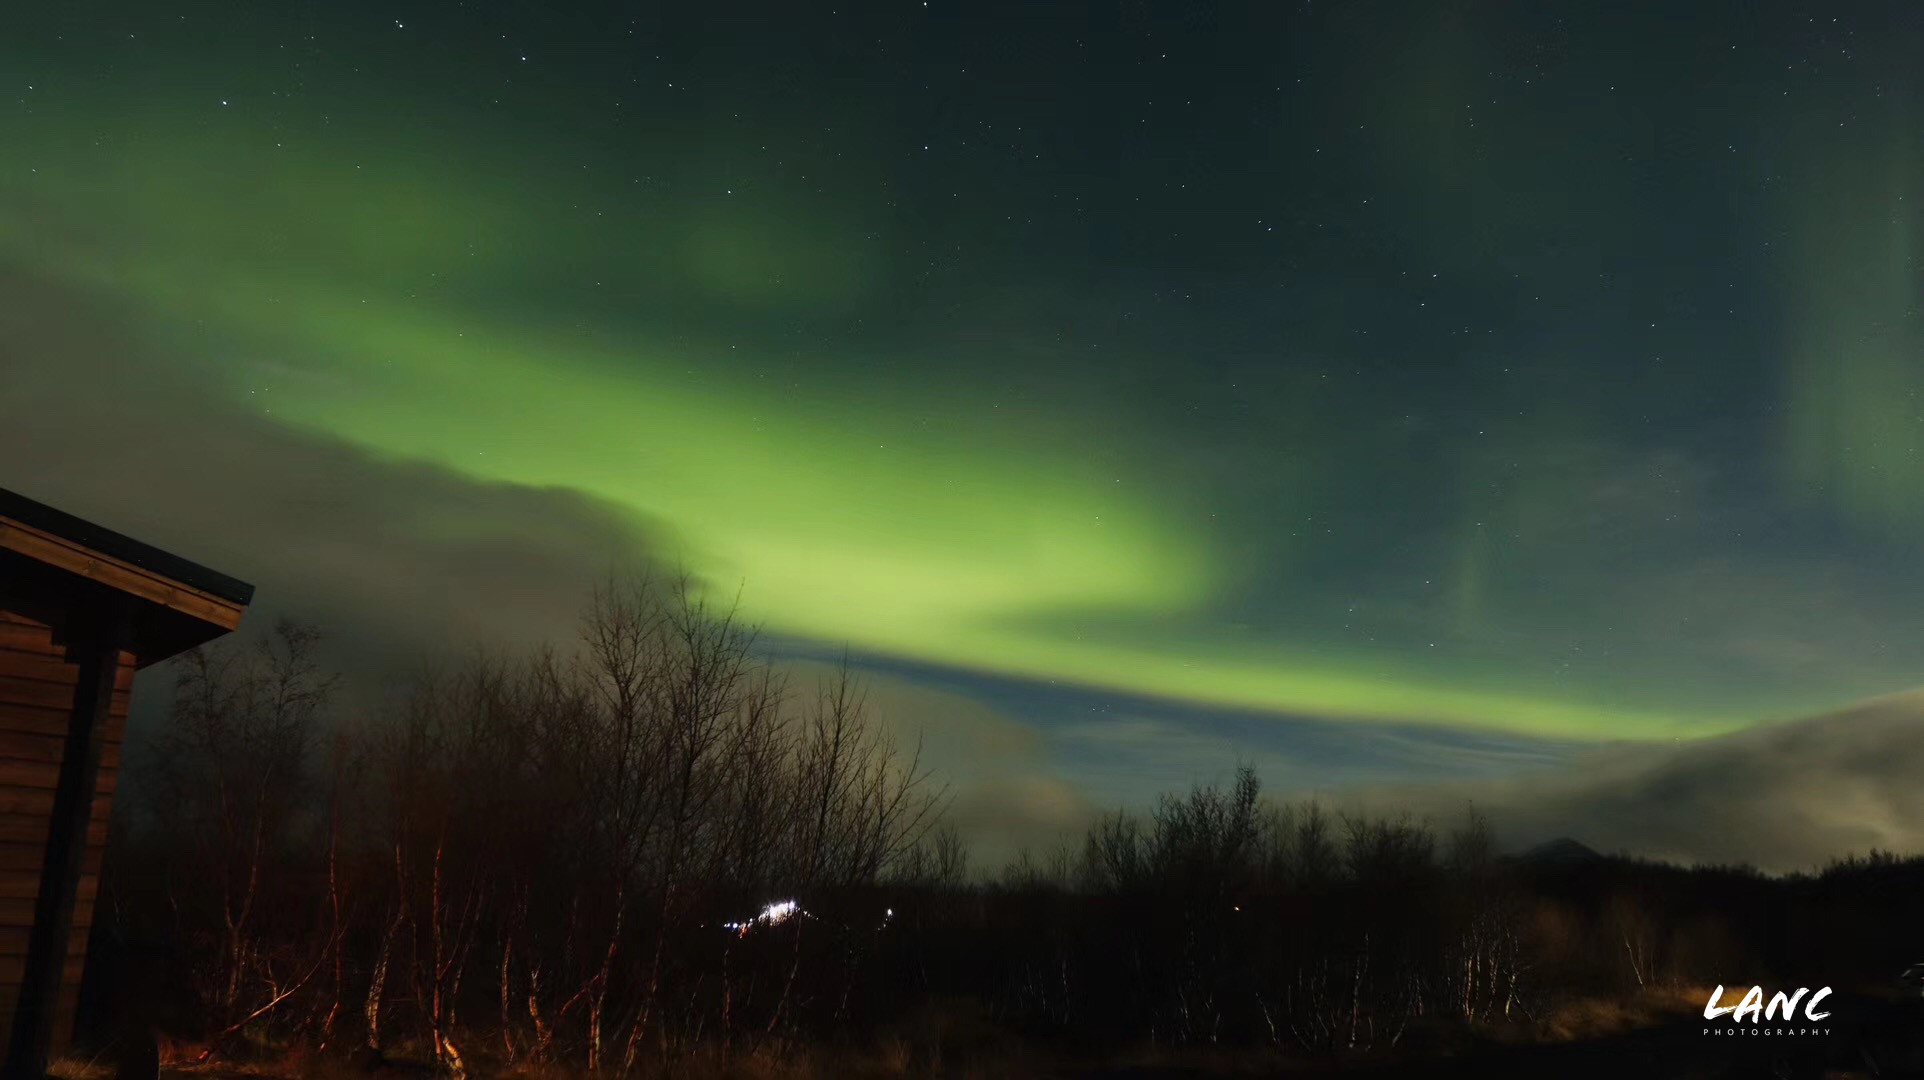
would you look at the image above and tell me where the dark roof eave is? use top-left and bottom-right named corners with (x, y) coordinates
top-left (0, 485), bottom-right (255, 607)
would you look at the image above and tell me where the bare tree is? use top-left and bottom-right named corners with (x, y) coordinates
top-left (145, 618), bottom-right (335, 1043)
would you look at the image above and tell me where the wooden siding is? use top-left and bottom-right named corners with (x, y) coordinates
top-left (0, 608), bottom-right (127, 1055)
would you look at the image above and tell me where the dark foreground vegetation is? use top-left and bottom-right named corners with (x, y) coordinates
top-left (78, 580), bottom-right (1924, 1078)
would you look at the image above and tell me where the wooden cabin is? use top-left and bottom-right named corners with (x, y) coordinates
top-left (0, 486), bottom-right (252, 1075)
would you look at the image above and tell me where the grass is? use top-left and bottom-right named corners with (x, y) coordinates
top-left (65, 982), bottom-right (1803, 1080)
top-left (46, 1055), bottom-right (115, 1080)
top-left (1536, 983), bottom-right (1719, 1044)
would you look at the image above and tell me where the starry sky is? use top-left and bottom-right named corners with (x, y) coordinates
top-left (4, 2), bottom-right (1923, 854)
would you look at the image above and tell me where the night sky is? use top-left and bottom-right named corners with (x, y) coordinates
top-left (4, 3), bottom-right (1923, 864)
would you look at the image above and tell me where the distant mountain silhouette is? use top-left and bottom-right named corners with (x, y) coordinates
top-left (1515, 837), bottom-right (1605, 864)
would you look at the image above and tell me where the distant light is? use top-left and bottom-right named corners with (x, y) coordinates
top-left (721, 898), bottom-right (806, 937)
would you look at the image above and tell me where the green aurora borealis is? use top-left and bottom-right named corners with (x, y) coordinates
top-left (5, 2), bottom-right (1924, 745)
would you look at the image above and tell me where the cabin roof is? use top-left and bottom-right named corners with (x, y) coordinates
top-left (0, 486), bottom-right (253, 606)
top-left (0, 485), bottom-right (254, 663)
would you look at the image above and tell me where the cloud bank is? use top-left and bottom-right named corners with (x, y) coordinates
top-left (1341, 692), bottom-right (1924, 873)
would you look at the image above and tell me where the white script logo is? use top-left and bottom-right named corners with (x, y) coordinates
top-left (1703, 984), bottom-right (1832, 1023)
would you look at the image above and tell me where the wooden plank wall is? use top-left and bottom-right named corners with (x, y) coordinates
top-left (0, 607), bottom-right (128, 1055)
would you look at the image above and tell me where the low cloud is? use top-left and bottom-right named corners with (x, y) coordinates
top-left (1343, 691), bottom-right (1924, 873)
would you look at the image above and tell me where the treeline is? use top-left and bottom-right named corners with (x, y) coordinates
top-left (88, 582), bottom-right (1924, 1075)
top-left (961, 783), bottom-right (1924, 1054)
